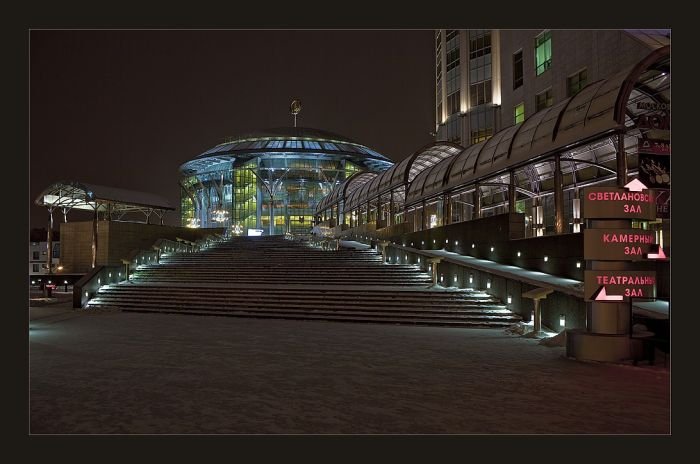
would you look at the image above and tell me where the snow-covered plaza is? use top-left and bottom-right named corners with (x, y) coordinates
top-left (29, 306), bottom-right (669, 434)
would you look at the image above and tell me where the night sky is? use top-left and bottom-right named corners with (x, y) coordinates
top-left (29, 29), bottom-right (436, 229)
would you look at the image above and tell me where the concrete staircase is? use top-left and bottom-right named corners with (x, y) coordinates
top-left (86, 236), bottom-right (520, 328)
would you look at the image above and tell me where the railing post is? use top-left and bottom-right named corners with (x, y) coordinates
top-left (379, 240), bottom-right (390, 263)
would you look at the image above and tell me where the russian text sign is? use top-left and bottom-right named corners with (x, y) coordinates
top-left (582, 187), bottom-right (656, 220)
top-left (583, 229), bottom-right (656, 261)
top-left (584, 270), bottom-right (657, 302)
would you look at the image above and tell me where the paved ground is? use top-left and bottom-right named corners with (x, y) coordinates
top-left (29, 308), bottom-right (670, 434)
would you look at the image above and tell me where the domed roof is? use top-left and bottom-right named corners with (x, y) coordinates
top-left (228, 127), bottom-right (360, 145)
top-left (180, 126), bottom-right (393, 175)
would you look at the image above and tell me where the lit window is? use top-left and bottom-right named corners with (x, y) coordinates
top-left (514, 103), bottom-right (525, 124)
top-left (535, 30), bottom-right (552, 75)
top-left (567, 68), bottom-right (588, 97)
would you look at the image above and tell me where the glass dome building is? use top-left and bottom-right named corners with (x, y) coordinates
top-left (179, 127), bottom-right (393, 235)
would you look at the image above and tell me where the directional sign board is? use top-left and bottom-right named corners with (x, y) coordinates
top-left (582, 183), bottom-right (656, 220)
top-left (583, 229), bottom-right (657, 261)
top-left (584, 270), bottom-right (657, 302)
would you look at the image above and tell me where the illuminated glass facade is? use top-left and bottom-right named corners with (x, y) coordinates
top-left (179, 127), bottom-right (393, 235)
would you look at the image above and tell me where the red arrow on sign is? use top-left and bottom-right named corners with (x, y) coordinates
top-left (592, 286), bottom-right (624, 301)
top-left (624, 179), bottom-right (648, 192)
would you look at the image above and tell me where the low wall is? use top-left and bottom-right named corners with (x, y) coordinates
top-left (384, 245), bottom-right (587, 331)
top-left (338, 213), bottom-right (669, 298)
top-left (59, 221), bottom-right (224, 274)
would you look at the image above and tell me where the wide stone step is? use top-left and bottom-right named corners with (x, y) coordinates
top-left (86, 304), bottom-right (519, 328)
top-left (92, 294), bottom-right (505, 311)
top-left (98, 236), bottom-right (521, 328)
top-left (88, 297), bottom-right (510, 316)
top-left (100, 284), bottom-right (499, 303)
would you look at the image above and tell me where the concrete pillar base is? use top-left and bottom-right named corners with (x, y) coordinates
top-left (566, 329), bottom-right (641, 363)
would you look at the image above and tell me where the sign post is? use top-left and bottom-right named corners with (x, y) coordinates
top-left (567, 179), bottom-right (665, 362)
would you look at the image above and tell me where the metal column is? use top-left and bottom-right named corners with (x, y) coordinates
top-left (474, 184), bottom-right (481, 219)
top-left (508, 171), bottom-right (516, 213)
top-left (46, 208), bottom-right (54, 274)
top-left (91, 206), bottom-right (98, 269)
top-left (554, 154), bottom-right (565, 234)
top-left (616, 132), bottom-right (628, 187)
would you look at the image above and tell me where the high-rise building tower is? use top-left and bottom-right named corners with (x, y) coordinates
top-left (434, 29), bottom-right (670, 146)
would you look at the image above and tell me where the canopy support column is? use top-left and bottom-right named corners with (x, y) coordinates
top-left (508, 171), bottom-right (517, 213)
top-left (389, 191), bottom-right (394, 227)
top-left (91, 205), bottom-right (98, 269)
top-left (46, 208), bottom-right (54, 275)
top-left (474, 184), bottom-right (481, 219)
top-left (616, 131), bottom-right (628, 187)
top-left (443, 193), bottom-right (451, 225)
top-left (554, 154), bottom-right (565, 234)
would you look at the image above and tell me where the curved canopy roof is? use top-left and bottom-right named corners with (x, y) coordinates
top-left (374, 142), bottom-right (463, 196)
top-left (315, 142), bottom-right (462, 214)
top-left (344, 173), bottom-right (379, 211)
top-left (181, 126), bottom-right (394, 175)
top-left (35, 181), bottom-right (174, 213)
top-left (317, 171), bottom-right (377, 212)
top-left (403, 45), bottom-right (670, 206)
top-left (316, 46), bottom-right (669, 213)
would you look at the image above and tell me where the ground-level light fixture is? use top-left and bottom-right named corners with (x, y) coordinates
top-left (576, 261), bottom-right (581, 268)
top-left (544, 256), bottom-right (549, 262)
top-left (490, 246), bottom-right (494, 252)
top-left (517, 251), bottom-right (521, 257)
